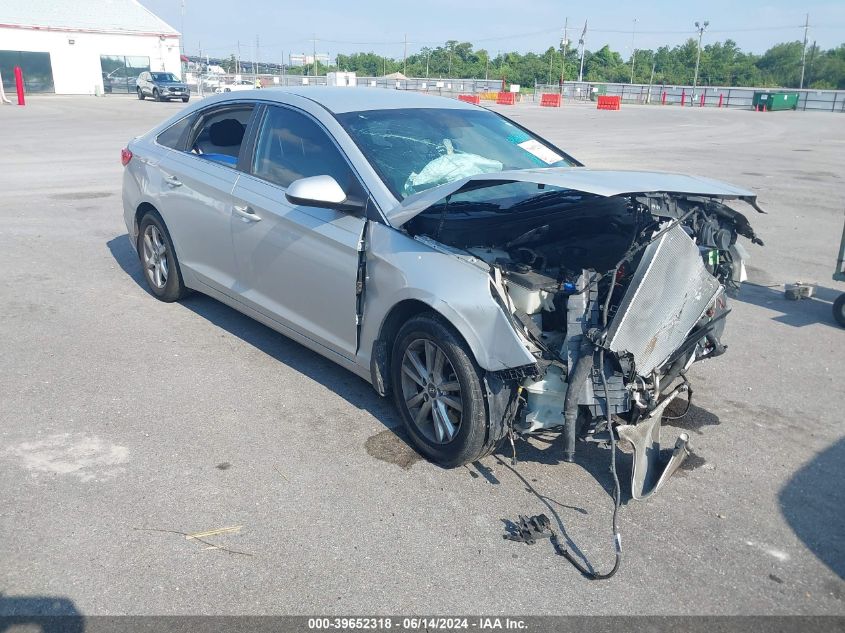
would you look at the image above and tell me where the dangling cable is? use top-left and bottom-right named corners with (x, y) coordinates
top-left (553, 346), bottom-right (622, 580)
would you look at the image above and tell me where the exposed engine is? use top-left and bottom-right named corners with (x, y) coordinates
top-left (407, 188), bottom-right (762, 476)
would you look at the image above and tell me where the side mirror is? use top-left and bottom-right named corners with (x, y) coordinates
top-left (285, 175), bottom-right (361, 211)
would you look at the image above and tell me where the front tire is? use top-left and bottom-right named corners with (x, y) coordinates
top-left (182, 96), bottom-right (190, 103)
top-left (153, 88), bottom-right (161, 102)
top-left (833, 293), bottom-right (845, 328)
top-left (137, 88), bottom-right (144, 100)
top-left (138, 212), bottom-right (187, 302)
top-left (391, 313), bottom-right (494, 467)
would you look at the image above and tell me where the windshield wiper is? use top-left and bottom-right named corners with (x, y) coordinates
top-left (505, 224), bottom-right (551, 248)
top-left (507, 189), bottom-right (585, 212)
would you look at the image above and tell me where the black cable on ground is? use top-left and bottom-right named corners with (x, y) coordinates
top-left (553, 347), bottom-right (621, 580)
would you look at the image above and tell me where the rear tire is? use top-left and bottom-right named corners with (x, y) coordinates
top-left (137, 88), bottom-right (144, 100)
top-left (137, 211), bottom-right (187, 302)
top-left (391, 313), bottom-right (498, 467)
top-left (833, 293), bottom-right (845, 328)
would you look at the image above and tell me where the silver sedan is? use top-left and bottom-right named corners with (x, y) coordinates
top-left (122, 88), bottom-right (761, 495)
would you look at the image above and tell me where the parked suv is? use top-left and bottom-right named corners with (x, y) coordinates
top-left (136, 72), bottom-right (190, 102)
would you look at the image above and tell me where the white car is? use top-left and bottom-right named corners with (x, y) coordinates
top-left (214, 79), bottom-right (257, 93)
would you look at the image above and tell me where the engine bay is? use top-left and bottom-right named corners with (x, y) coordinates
top-left (405, 187), bottom-right (763, 452)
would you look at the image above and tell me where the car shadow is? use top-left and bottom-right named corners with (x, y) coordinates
top-left (106, 233), bottom-right (402, 430)
top-left (779, 437), bottom-right (845, 580)
top-left (734, 281), bottom-right (843, 329)
top-left (0, 594), bottom-right (84, 632)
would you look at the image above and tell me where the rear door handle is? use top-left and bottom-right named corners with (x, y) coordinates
top-left (233, 204), bottom-right (261, 222)
top-left (165, 175), bottom-right (182, 187)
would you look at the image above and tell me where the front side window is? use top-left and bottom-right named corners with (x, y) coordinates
top-left (252, 106), bottom-right (361, 198)
top-left (335, 107), bottom-right (578, 200)
top-left (186, 105), bottom-right (255, 167)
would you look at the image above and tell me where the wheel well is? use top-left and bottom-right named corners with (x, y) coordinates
top-left (371, 299), bottom-right (467, 397)
top-left (134, 202), bottom-right (159, 245)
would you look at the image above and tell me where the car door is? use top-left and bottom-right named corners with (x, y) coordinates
top-left (230, 104), bottom-right (368, 360)
top-left (156, 102), bottom-right (257, 294)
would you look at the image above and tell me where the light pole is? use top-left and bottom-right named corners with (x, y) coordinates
top-left (693, 20), bottom-right (709, 93)
top-left (630, 17), bottom-right (637, 84)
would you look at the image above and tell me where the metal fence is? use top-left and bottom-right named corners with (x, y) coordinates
top-left (193, 73), bottom-right (505, 98)
top-left (531, 82), bottom-right (845, 112)
top-left (190, 73), bottom-right (845, 113)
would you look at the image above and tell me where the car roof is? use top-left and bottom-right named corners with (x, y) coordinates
top-left (225, 86), bottom-right (477, 114)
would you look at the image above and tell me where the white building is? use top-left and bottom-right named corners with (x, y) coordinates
top-left (0, 0), bottom-right (182, 95)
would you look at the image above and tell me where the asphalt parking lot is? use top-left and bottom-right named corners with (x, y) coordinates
top-left (1, 94), bottom-right (843, 616)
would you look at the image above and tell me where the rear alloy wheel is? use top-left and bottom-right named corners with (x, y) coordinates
top-left (138, 212), bottom-right (186, 302)
top-left (137, 88), bottom-right (144, 100)
top-left (391, 313), bottom-right (495, 467)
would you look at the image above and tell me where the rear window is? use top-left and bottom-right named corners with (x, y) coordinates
top-left (156, 116), bottom-right (194, 150)
top-left (187, 106), bottom-right (254, 167)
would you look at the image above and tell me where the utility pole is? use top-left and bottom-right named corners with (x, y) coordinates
top-left (799, 13), bottom-right (809, 89)
top-left (484, 51), bottom-right (489, 80)
top-left (578, 20), bottom-right (587, 83)
top-left (236, 40), bottom-right (241, 75)
top-left (426, 50), bottom-right (431, 78)
top-left (560, 17), bottom-right (568, 90)
top-left (403, 34), bottom-right (407, 76)
top-left (806, 40), bottom-right (818, 87)
top-left (630, 17), bottom-right (638, 84)
top-left (448, 43), bottom-right (453, 77)
top-left (179, 0), bottom-right (185, 67)
top-left (692, 20), bottom-right (709, 93)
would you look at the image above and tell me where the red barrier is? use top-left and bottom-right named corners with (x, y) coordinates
top-left (496, 91), bottom-right (516, 105)
top-left (596, 95), bottom-right (621, 110)
top-left (662, 91), bottom-right (667, 105)
top-left (458, 94), bottom-right (480, 105)
top-left (700, 93), bottom-right (706, 107)
top-left (14, 66), bottom-right (25, 106)
top-left (718, 94), bottom-right (724, 108)
top-left (680, 89), bottom-right (686, 107)
top-left (539, 93), bottom-right (561, 107)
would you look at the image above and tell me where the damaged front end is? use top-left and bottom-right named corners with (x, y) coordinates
top-left (392, 168), bottom-right (763, 499)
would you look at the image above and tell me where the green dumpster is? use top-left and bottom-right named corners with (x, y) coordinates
top-left (590, 84), bottom-right (607, 102)
top-left (752, 91), bottom-right (799, 111)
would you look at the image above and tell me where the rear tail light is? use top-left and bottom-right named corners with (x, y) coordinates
top-left (121, 148), bottom-right (133, 166)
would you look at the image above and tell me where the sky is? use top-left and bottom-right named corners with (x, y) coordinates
top-left (139, 0), bottom-right (845, 63)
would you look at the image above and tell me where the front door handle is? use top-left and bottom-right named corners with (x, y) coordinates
top-left (233, 204), bottom-right (261, 222)
top-left (165, 175), bottom-right (182, 187)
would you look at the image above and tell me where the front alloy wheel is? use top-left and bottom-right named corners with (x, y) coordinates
top-left (400, 339), bottom-right (464, 444)
top-left (391, 313), bottom-right (502, 467)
